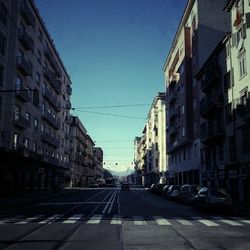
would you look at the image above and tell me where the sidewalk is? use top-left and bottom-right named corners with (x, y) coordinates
top-left (233, 202), bottom-right (250, 218)
top-left (0, 188), bottom-right (80, 212)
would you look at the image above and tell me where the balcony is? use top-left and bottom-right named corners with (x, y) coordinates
top-left (51, 79), bottom-right (61, 94)
top-left (18, 28), bottom-right (34, 51)
top-left (41, 132), bottom-right (60, 148)
top-left (169, 73), bottom-right (179, 88)
top-left (66, 85), bottom-right (72, 95)
top-left (236, 93), bottom-right (250, 122)
top-left (16, 56), bottom-right (32, 76)
top-left (201, 59), bottom-right (221, 92)
top-left (169, 108), bottom-right (178, 120)
top-left (200, 123), bottom-right (225, 145)
top-left (44, 44), bottom-right (62, 77)
top-left (14, 115), bottom-right (30, 129)
top-left (66, 100), bottom-right (72, 110)
top-left (51, 96), bottom-right (61, 112)
top-left (45, 156), bottom-right (60, 166)
top-left (43, 67), bottom-right (61, 94)
top-left (42, 88), bottom-right (53, 103)
top-left (168, 125), bottom-right (178, 137)
top-left (200, 94), bottom-right (224, 118)
top-left (15, 88), bottom-right (30, 102)
top-left (19, 0), bottom-right (35, 27)
top-left (168, 89), bottom-right (177, 104)
top-left (42, 110), bottom-right (60, 130)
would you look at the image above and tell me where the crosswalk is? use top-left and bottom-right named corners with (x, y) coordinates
top-left (0, 214), bottom-right (249, 228)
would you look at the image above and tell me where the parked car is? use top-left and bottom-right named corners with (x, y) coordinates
top-left (194, 187), bottom-right (233, 211)
top-left (121, 183), bottom-right (130, 190)
top-left (148, 184), bottom-right (156, 194)
top-left (166, 185), bottom-right (180, 200)
top-left (178, 184), bottom-right (201, 205)
top-left (162, 185), bottom-right (170, 197)
top-left (154, 183), bottom-right (167, 195)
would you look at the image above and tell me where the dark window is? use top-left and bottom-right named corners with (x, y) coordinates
top-left (224, 71), bottom-right (231, 91)
top-left (226, 103), bottom-right (233, 123)
top-left (0, 31), bottom-right (6, 56)
top-left (0, 2), bottom-right (8, 26)
top-left (242, 127), bottom-right (250, 153)
top-left (229, 136), bottom-right (237, 161)
top-left (33, 89), bottom-right (39, 107)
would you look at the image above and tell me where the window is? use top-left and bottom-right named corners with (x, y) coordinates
top-left (194, 143), bottom-right (197, 157)
top-left (239, 53), bottom-right (247, 78)
top-left (15, 77), bottom-right (22, 90)
top-left (38, 28), bottom-right (43, 42)
top-left (37, 50), bottom-right (41, 63)
top-left (36, 73), bottom-right (40, 85)
top-left (32, 142), bottom-right (37, 152)
top-left (218, 143), bottom-right (224, 161)
top-left (28, 61), bottom-right (33, 77)
top-left (13, 133), bottom-right (19, 150)
top-left (33, 89), bottom-right (39, 107)
top-left (224, 71), bottom-right (232, 91)
top-left (155, 143), bottom-right (158, 151)
top-left (240, 87), bottom-right (248, 105)
top-left (226, 42), bottom-right (230, 58)
top-left (193, 99), bottom-right (197, 110)
top-left (181, 105), bottom-right (185, 114)
top-left (25, 112), bottom-right (30, 121)
top-left (183, 149), bottom-right (186, 160)
top-left (0, 64), bottom-right (3, 87)
top-left (226, 103), bottom-right (233, 123)
top-left (14, 105), bottom-right (20, 121)
top-left (0, 31), bottom-right (6, 56)
top-left (242, 126), bottom-right (250, 153)
top-left (0, 2), bottom-right (8, 26)
top-left (41, 124), bottom-right (44, 132)
top-left (229, 136), bottom-right (237, 161)
top-left (23, 137), bottom-right (29, 149)
top-left (182, 126), bottom-right (185, 137)
top-left (34, 118), bottom-right (38, 129)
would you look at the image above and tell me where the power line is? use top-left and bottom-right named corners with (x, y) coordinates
top-left (74, 110), bottom-right (146, 120)
top-left (73, 104), bottom-right (150, 109)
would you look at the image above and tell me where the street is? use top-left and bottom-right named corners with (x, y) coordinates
top-left (0, 187), bottom-right (250, 250)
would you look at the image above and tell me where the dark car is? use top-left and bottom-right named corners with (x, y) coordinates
top-left (154, 183), bottom-right (167, 195)
top-left (194, 187), bottom-right (233, 211)
top-left (121, 183), bottom-right (130, 190)
top-left (178, 184), bottom-right (201, 205)
top-left (162, 185), bottom-right (170, 197)
top-left (148, 183), bottom-right (156, 193)
top-left (166, 185), bottom-right (180, 200)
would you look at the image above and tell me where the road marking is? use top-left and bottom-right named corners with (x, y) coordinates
top-left (87, 214), bottom-right (103, 224)
top-left (15, 215), bottom-right (44, 224)
top-left (133, 216), bottom-right (147, 225)
top-left (240, 220), bottom-right (250, 224)
top-left (38, 214), bottom-right (61, 224)
top-left (62, 214), bottom-right (83, 224)
top-left (211, 216), bottom-right (243, 226)
top-left (0, 215), bottom-right (25, 224)
top-left (172, 217), bottom-right (193, 225)
top-left (111, 215), bottom-right (123, 225)
top-left (192, 217), bottom-right (219, 227)
top-left (153, 216), bottom-right (171, 225)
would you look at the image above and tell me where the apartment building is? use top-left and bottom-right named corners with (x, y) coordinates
top-left (135, 92), bottom-right (166, 187)
top-left (223, 0), bottom-right (250, 202)
top-left (134, 135), bottom-right (145, 185)
top-left (93, 147), bottom-right (104, 180)
top-left (163, 0), bottom-right (230, 185)
top-left (0, 0), bottom-right (72, 192)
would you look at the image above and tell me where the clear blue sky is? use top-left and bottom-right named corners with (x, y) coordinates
top-left (35, 0), bottom-right (187, 174)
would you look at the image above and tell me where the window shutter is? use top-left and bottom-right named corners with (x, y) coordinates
top-left (232, 33), bottom-right (237, 47)
top-left (246, 13), bottom-right (250, 28)
top-left (242, 23), bottom-right (247, 39)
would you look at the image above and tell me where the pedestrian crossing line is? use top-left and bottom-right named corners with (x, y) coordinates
top-left (39, 214), bottom-right (61, 224)
top-left (172, 217), bottom-right (193, 226)
top-left (111, 215), bottom-right (123, 225)
top-left (86, 214), bottom-right (103, 224)
top-left (153, 216), bottom-right (171, 225)
top-left (133, 216), bottom-right (147, 226)
top-left (62, 214), bottom-right (83, 224)
top-left (240, 220), bottom-right (250, 224)
top-left (210, 217), bottom-right (243, 226)
top-left (0, 215), bottom-right (25, 224)
top-left (15, 215), bottom-right (44, 224)
top-left (191, 217), bottom-right (219, 227)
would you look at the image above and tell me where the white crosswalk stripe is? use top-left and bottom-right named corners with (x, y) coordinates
top-left (153, 216), bottom-right (171, 225)
top-left (62, 214), bottom-right (83, 224)
top-left (172, 217), bottom-right (193, 225)
top-left (210, 216), bottom-right (243, 226)
top-left (111, 215), bottom-right (123, 225)
top-left (15, 215), bottom-right (44, 224)
top-left (87, 214), bottom-right (103, 224)
top-left (39, 214), bottom-right (61, 224)
top-left (133, 216), bottom-right (147, 225)
top-left (0, 215), bottom-right (25, 224)
top-left (192, 217), bottom-right (219, 227)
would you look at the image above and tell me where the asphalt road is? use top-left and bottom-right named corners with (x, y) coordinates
top-left (0, 187), bottom-right (250, 250)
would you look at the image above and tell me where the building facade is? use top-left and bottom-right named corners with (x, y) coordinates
top-left (0, 0), bottom-right (72, 192)
top-left (164, 0), bottom-right (230, 186)
top-left (93, 147), bottom-right (104, 180)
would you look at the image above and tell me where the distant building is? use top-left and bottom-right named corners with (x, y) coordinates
top-left (93, 147), bottom-right (104, 180)
top-left (0, 0), bottom-right (72, 192)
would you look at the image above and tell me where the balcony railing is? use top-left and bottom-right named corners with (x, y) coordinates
top-left (169, 73), bottom-right (179, 88)
top-left (42, 110), bottom-right (60, 130)
top-left (18, 28), bottom-right (34, 51)
top-left (66, 85), bottom-right (72, 95)
top-left (200, 94), bottom-right (224, 118)
top-left (14, 115), bottom-right (30, 129)
top-left (200, 123), bottom-right (224, 145)
top-left (43, 67), bottom-right (61, 94)
top-left (16, 56), bottom-right (32, 76)
top-left (41, 132), bottom-right (60, 148)
top-left (168, 89), bottom-right (177, 104)
top-left (169, 108), bottom-right (178, 120)
top-left (19, 0), bottom-right (35, 27)
top-left (15, 88), bottom-right (30, 102)
top-left (201, 59), bottom-right (221, 92)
